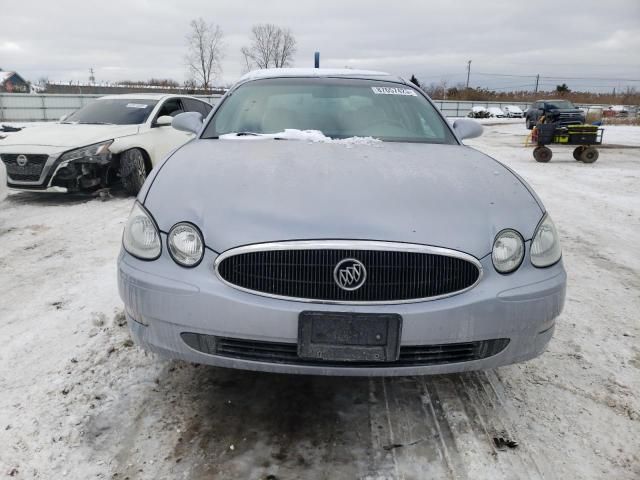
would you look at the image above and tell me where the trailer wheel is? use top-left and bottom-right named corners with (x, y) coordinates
top-left (533, 146), bottom-right (552, 163)
top-left (580, 147), bottom-right (599, 164)
top-left (573, 146), bottom-right (585, 161)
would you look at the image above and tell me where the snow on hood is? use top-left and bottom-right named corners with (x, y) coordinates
top-left (220, 129), bottom-right (382, 146)
top-left (0, 123), bottom-right (140, 149)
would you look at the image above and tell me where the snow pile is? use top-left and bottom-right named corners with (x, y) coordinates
top-left (220, 129), bottom-right (382, 146)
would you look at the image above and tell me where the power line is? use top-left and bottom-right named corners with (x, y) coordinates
top-left (488, 84), bottom-right (537, 90)
top-left (474, 71), bottom-right (640, 82)
top-left (475, 72), bottom-right (537, 78)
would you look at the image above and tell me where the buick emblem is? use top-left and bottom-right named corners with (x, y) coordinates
top-left (334, 258), bottom-right (367, 291)
top-left (16, 155), bottom-right (28, 167)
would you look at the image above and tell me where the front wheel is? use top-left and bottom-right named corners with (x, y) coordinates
top-left (573, 146), bottom-right (585, 161)
top-left (120, 148), bottom-right (148, 195)
top-left (533, 146), bottom-right (552, 163)
top-left (526, 118), bottom-right (534, 130)
top-left (580, 147), bottom-right (599, 164)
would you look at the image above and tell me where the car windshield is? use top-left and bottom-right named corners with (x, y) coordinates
top-left (202, 78), bottom-right (457, 144)
top-left (65, 99), bottom-right (158, 125)
top-left (546, 100), bottom-right (575, 109)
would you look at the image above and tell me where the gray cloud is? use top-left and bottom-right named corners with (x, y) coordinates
top-left (1, 0), bottom-right (639, 91)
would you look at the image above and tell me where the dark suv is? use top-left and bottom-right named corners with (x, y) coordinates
top-left (525, 100), bottom-right (585, 129)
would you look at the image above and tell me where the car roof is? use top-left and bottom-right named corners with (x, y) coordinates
top-left (237, 68), bottom-right (404, 85)
top-left (97, 93), bottom-right (202, 101)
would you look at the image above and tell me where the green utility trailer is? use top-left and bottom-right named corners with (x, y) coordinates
top-left (531, 124), bottom-right (604, 163)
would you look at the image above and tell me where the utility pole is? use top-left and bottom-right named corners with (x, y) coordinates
top-left (465, 60), bottom-right (471, 89)
top-left (534, 74), bottom-right (540, 94)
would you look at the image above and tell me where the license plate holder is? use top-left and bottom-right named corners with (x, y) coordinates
top-left (298, 311), bottom-right (402, 362)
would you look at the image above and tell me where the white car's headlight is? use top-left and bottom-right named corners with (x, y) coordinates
top-left (492, 229), bottom-right (525, 273)
top-left (123, 202), bottom-right (161, 260)
top-left (60, 140), bottom-right (113, 163)
top-left (168, 222), bottom-right (204, 267)
top-left (531, 214), bottom-right (561, 267)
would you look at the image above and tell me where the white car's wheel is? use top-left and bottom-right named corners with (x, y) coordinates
top-left (120, 148), bottom-right (148, 195)
top-left (0, 160), bottom-right (7, 202)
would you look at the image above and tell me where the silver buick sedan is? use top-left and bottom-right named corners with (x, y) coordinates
top-left (118, 68), bottom-right (566, 376)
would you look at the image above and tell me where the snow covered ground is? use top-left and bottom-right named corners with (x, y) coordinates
top-left (0, 123), bottom-right (639, 479)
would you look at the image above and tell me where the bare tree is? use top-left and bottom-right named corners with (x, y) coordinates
top-left (241, 24), bottom-right (297, 70)
top-left (186, 18), bottom-right (224, 90)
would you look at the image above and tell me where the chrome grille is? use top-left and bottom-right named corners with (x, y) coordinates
top-left (181, 333), bottom-right (509, 367)
top-left (215, 242), bottom-right (482, 303)
top-left (1, 154), bottom-right (49, 182)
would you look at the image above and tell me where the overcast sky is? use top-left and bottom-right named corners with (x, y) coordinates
top-left (1, 0), bottom-right (639, 92)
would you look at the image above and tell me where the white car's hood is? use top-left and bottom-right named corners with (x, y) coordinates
top-left (0, 123), bottom-right (140, 149)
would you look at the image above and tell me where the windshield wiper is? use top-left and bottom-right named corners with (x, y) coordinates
top-left (77, 122), bottom-right (115, 125)
top-left (234, 132), bottom-right (262, 136)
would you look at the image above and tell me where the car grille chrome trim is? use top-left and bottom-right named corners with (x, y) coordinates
top-left (214, 240), bottom-right (483, 304)
top-left (181, 333), bottom-right (509, 367)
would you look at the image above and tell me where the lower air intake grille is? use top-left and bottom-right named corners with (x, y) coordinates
top-left (181, 333), bottom-right (509, 368)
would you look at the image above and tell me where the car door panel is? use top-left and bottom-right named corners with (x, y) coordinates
top-left (137, 98), bottom-right (195, 165)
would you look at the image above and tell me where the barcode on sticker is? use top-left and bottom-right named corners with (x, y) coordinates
top-left (371, 87), bottom-right (417, 96)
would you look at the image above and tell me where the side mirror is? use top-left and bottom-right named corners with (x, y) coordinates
top-left (154, 115), bottom-right (173, 127)
top-left (172, 112), bottom-right (203, 134)
top-left (452, 118), bottom-right (483, 140)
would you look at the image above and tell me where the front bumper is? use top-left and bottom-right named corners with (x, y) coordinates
top-left (2, 150), bottom-right (110, 193)
top-left (118, 241), bottom-right (566, 376)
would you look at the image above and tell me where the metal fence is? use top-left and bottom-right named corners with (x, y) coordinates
top-left (0, 93), bottom-right (636, 122)
top-left (0, 93), bottom-right (223, 122)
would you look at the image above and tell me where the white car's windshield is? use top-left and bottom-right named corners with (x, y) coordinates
top-left (203, 78), bottom-right (457, 144)
top-left (65, 99), bottom-right (158, 125)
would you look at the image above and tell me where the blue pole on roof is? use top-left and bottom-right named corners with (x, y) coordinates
top-left (314, 52), bottom-right (320, 68)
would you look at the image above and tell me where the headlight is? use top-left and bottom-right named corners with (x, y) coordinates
top-left (168, 222), bottom-right (204, 267)
top-left (60, 140), bottom-right (113, 163)
top-left (492, 229), bottom-right (525, 273)
top-left (531, 214), bottom-right (561, 267)
top-left (122, 202), bottom-right (161, 260)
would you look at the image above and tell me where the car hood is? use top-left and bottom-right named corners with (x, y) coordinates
top-left (0, 123), bottom-right (140, 149)
top-left (145, 139), bottom-right (544, 258)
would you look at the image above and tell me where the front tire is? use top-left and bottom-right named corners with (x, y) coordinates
top-left (573, 146), bottom-right (585, 161)
top-left (120, 149), bottom-right (148, 195)
top-left (533, 146), bottom-right (552, 163)
top-left (526, 118), bottom-right (534, 130)
top-left (580, 147), bottom-right (599, 164)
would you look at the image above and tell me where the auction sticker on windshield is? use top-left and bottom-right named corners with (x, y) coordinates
top-left (126, 103), bottom-right (150, 109)
top-left (371, 87), bottom-right (417, 96)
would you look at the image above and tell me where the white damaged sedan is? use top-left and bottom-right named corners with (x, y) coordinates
top-left (0, 94), bottom-right (212, 194)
